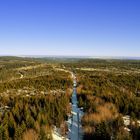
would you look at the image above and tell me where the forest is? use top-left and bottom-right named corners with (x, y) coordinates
top-left (0, 57), bottom-right (72, 140)
top-left (0, 57), bottom-right (140, 140)
top-left (62, 59), bottom-right (140, 140)
top-left (0, 94), bottom-right (71, 140)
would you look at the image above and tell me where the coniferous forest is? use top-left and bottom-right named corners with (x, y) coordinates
top-left (0, 57), bottom-right (72, 140)
top-left (63, 59), bottom-right (140, 140)
top-left (0, 57), bottom-right (140, 140)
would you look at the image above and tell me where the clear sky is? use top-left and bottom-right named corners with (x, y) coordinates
top-left (0, 0), bottom-right (140, 56)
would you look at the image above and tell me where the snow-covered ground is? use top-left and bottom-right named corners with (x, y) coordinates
top-left (52, 72), bottom-right (84, 140)
top-left (123, 115), bottom-right (140, 132)
top-left (52, 131), bottom-right (69, 140)
top-left (67, 80), bottom-right (84, 140)
top-left (123, 115), bottom-right (130, 126)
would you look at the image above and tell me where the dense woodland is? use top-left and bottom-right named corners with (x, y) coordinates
top-left (63, 59), bottom-right (140, 140)
top-left (0, 73), bottom-right (72, 93)
top-left (0, 57), bottom-right (72, 140)
top-left (0, 94), bottom-right (71, 140)
top-left (77, 71), bottom-right (140, 119)
top-left (0, 57), bottom-right (140, 140)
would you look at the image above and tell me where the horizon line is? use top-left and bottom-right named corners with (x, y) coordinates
top-left (0, 55), bottom-right (140, 60)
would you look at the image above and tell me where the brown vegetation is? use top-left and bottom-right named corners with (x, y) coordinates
top-left (22, 129), bottom-right (38, 140)
top-left (82, 98), bottom-right (119, 133)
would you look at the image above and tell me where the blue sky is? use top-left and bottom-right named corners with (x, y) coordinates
top-left (0, 0), bottom-right (140, 56)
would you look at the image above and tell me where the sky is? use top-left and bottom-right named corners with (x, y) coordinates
top-left (0, 0), bottom-right (140, 57)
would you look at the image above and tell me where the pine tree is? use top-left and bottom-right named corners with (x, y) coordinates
top-left (3, 124), bottom-right (10, 140)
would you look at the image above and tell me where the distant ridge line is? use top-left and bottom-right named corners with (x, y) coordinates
top-left (0, 55), bottom-right (140, 60)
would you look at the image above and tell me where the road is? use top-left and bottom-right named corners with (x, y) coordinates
top-left (52, 70), bottom-right (84, 140)
top-left (67, 76), bottom-right (84, 140)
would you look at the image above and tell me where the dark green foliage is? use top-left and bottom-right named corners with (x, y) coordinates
top-left (0, 94), bottom-right (70, 139)
top-left (63, 59), bottom-right (140, 140)
top-left (77, 70), bottom-right (140, 119)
